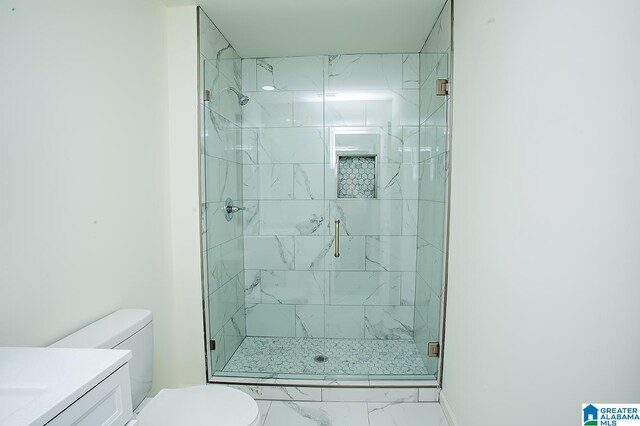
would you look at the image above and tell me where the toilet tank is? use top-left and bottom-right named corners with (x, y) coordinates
top-left (50, 309), bottom-right (153, 410)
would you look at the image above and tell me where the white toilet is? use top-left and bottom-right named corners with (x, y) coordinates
top-left (50, 309), bottom-right (259, 426)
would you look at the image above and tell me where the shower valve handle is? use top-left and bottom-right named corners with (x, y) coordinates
top-left (224, 198), bottom-right (244, 221)
top-left (226, 205), bottom-right (245, 214)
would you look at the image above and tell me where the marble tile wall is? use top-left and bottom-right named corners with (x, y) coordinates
top-left (241, 54), bottom-right (421, 342)
top-left (199, 10), bottom-right (246, 374)
top-left (414, 0), bottom-right (451, 374)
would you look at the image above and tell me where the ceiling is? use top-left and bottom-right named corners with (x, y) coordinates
top-left (164, 0), bottom-right (446, 58)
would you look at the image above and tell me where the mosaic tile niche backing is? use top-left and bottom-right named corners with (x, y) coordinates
top-left (337, 156), bottom-right (376, 199)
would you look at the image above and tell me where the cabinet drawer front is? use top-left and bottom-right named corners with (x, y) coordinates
top-left (48, 365), bottom-right (133, 426)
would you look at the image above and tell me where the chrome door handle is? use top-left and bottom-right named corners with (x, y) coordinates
top-left (334, 219), bottom-right (340, 257)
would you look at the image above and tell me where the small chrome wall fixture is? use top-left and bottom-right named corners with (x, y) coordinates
top-left (224, 198), bottom-right (244, 221)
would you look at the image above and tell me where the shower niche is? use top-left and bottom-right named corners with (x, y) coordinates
top-left (333, 129), bottom-right (380, 199)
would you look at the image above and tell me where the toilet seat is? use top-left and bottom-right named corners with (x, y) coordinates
top-left (133, 385), bottom-right (259, 426)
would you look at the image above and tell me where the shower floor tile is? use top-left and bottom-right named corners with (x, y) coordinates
top-left (221, 337), bottom-right (430, 377)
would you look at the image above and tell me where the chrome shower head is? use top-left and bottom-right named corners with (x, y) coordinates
top-left (223, 86), bottom-right (250, 106)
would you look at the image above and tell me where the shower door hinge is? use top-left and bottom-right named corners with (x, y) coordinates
top-left (203, 89), bottom-right (211, 102)
top-left (427, 342), bottom-right (440, 357)
top-left (209, 339), bottom-right (216, 351)
top-left (436, 79), bottom-right (449, 96)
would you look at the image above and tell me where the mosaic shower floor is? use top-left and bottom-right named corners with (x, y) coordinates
top-left (221, 337), bottom-right (430, 377)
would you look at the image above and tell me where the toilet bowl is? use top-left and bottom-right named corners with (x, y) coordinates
top-left (133, 385), bottom-right (258, 425)
top-left (50, 309), bottom-right (259, 426)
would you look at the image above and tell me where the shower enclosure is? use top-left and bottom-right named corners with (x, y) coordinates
top-left (199, 2), bottom-right (451, 386)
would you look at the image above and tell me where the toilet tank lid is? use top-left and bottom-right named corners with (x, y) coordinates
top-left (50, 309), bottom-right (152, 349)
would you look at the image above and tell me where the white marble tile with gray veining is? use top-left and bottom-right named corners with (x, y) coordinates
top-left (329, 271), bottom-right (402, 306)
top-left (260, 270), bottom-right (325, 304)
top-left (209, 278), bottom-right (239, 335)
top-left (417, 200), bottom-right (446, 249)
top-left (204, 109), bottom-right (242, 163)
top-left (293, 164), bottom-right (324, 200)
top-left (241, 128), bottom-right (258, 164)
top-left (330, 200), bottom-right (403, 236)
top-left (205, 155), bottom-right (241, 203)
top-left (294, 236), bottom-right (329, 270)
top-left (402, 199), bottom-right (418, 236)
top-left (242, 200), bottom-right (261, 236)
top-left (245, 304), bottom-right (296, 337)
top-left (420, 59), bottom-right (448, 123)
top-left (210, 329), bottom-right (226, 372)
top-left (205, 202), bottom-right (238, 248)
top-left (204, 62), bottom-right (242, 126)
top-left (402, 54), bottom-right (420, 89)
top-left (365, 89), bottom-right (419, 127)
top-left (255, 400), bottom-right (271, 425)
top-left (206, 245), bottom-right (223, 290)
top-left (258, 127), bottom-right (325, 164)
top-left (400, 272), bottom-right (417, 306)
top-left (219, 237), bottom-right (244, 284)
top-left (325, 99), bottom-right (366, 126)
top-left (321, 387), bottom-right (418, 403)
top-left (328, 54), bottom-right (403, 90)
top-left (244, 269), bottom-right (261, 304)
top-left (231, 384), bottom-right (321, 401)
top-left (264, 401), bottom-right (369, 426)
top-left (257, 56), bottom-right (324, 91)
top-left (242, 91), bottom-right (294, 128)
top-left (402, 126), bottom-right (421, 164)
top-left (295, 305), bottom-right (325, 338)
top-left (418, 152), bottom-right (448, 202)
top-left (244, 236), bottom-right (295, 270)
top-left (259, 164), bottom-right (295, 200)
top-left (416, 237), bottom-right (443, 290)
top-left (420, 107), bottom-right (447, 161)
top-left (259, 200), bottom-right (327, 236)
top-left (378, 163), bottom-right (419, 200)
top-left (222, 308), bottom-right (246, 363)
top-left (368, 402), bottom-right (449, 426)
top-left (365, 236), bottom-right (417, 272)
top-left (324, 306), bottom-right (365, 338)
top-left (325, 235), bottom-right (366, 271)
top-left (293, 91), bottom-right (324, 127)
top-left (364, 306), bottom-right (414, 339)
top-left (199, 15), bottom-right (232, 62)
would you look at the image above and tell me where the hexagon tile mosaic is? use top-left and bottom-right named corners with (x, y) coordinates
top-left (337, 156), bottom-right (376, 198)
top-left (221, 337), bottom-right (430, 376)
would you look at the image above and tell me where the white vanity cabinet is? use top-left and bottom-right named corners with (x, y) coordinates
top-left (0, 347), bottom-right (133, 426)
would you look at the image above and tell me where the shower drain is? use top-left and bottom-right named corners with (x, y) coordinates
top-left (313, 354), bottom-right (328, 363)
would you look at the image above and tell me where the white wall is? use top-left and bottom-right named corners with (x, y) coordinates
top-left (443, 1), bottom-right (640, 424)
top-left (166, 6), bottom-right (207, 389)
top-left (0, 0), bottom-right (205, 392)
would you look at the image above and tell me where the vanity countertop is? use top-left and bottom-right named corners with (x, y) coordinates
top-left (0, 347), bottom-right (131, 426)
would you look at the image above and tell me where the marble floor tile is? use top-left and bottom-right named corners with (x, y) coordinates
top-left (256, 400), bottom-right (272, 425)
top-left (367, 402), bottom-right (448, 426)
top-left (257, 401), bottom-right (448, 426)
top-left (263, 401), bottom-right (369, 426)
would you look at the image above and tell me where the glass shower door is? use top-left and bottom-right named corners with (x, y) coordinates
top-left (322, 52), bottom-right (443, 381)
